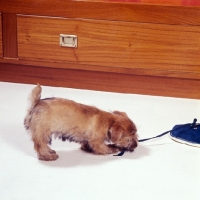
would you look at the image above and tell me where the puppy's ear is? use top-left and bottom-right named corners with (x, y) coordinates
top-left (113, 111), bottom-right (128, 117)
top-left (109, 123), bottom-right (124, 143)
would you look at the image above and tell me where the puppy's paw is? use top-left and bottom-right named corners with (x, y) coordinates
top-left (92, 145), bottom-right (120, 155)
top-left (49, 149), bottom-right (57, 154)
top-left (38, 153), bottom-right (59, 161)
top-left (81, 142), bottom-right (94, 153)
top-left (107, 144), bottom-right (120, 154)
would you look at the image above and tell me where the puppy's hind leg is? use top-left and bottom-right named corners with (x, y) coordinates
top-left (32, 131), bottom-right (59, 161)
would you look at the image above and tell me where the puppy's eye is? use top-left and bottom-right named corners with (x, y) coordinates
top-left (129, 128), bottom-right (134, 132)
top-left (131, 129), bottom-right (137, 134)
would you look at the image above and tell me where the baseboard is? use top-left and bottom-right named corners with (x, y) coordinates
top-left (0, 63), bottom-right (199, 99)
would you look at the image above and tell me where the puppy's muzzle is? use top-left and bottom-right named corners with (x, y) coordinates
top-left (126, 140), bottom-right (138, 152)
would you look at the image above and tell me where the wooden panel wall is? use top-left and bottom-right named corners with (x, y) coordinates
top-left (18, 15), bottom-right (200, 80)
top-left (1, 0), bottom-right (200, 26)
top-left (0, 1), bottom-right (200, 99)
top-left (0, 14), bottom-right (2, 58)
top-left (2, 13), bottom-right (18, 59)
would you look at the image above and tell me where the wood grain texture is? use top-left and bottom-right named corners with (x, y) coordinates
top-left (2, 13), bottom-right (18, 58)
top-left (1, 0), bottom-right (200, 25)
top-left (18, 15), bottom-right (200, 79)
top-left (0, 63), bottom-right (200, 99)
top-left (1, 1), bottom-right (200, 99)
top-left (2, 57), bottom-right (199, 81)
top-left (0, 14), bottom-right (2, 58)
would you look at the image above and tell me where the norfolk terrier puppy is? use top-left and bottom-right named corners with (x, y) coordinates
top-left (24, 84), bottom-right (138, 161)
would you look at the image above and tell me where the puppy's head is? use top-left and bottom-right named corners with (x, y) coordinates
top-left (109, 111), bottom-right (138, 152)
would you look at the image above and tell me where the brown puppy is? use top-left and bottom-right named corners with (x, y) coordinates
top-left (24, 84), bottom-right (138, 161)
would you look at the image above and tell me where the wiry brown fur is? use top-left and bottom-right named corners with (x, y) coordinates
top-left (24, 84), bottom-right (138, 161)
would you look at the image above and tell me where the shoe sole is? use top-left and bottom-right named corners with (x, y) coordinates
top-left (169, 134), bottom-right (200, 148)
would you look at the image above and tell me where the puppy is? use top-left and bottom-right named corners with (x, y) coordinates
top-left (24, 84), bottom-right (138, 161)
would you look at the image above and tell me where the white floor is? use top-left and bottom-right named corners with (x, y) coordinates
top-left (0, 81), bottom-right (200, 200)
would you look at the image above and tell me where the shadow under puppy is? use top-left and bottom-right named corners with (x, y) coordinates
top-left (24, 84), bottom-right (138, 161)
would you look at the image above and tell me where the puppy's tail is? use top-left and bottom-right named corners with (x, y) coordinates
top-left (29, 84), bottom-right (42, 109)
top-left (24, 84), bottom-right (42, 130)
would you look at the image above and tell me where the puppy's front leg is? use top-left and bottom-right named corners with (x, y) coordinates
top-left (81, 141), bottom-right (94, 153)
top-left (89, 140), bottom-right (119, 155)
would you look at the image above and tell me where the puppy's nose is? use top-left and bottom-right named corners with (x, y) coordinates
top-left (132, 140), bottom-right (138, 149)
top-left (133, 141), bottom-right (138, 148)
top-left (128, 140), bottom-right (138, 152)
